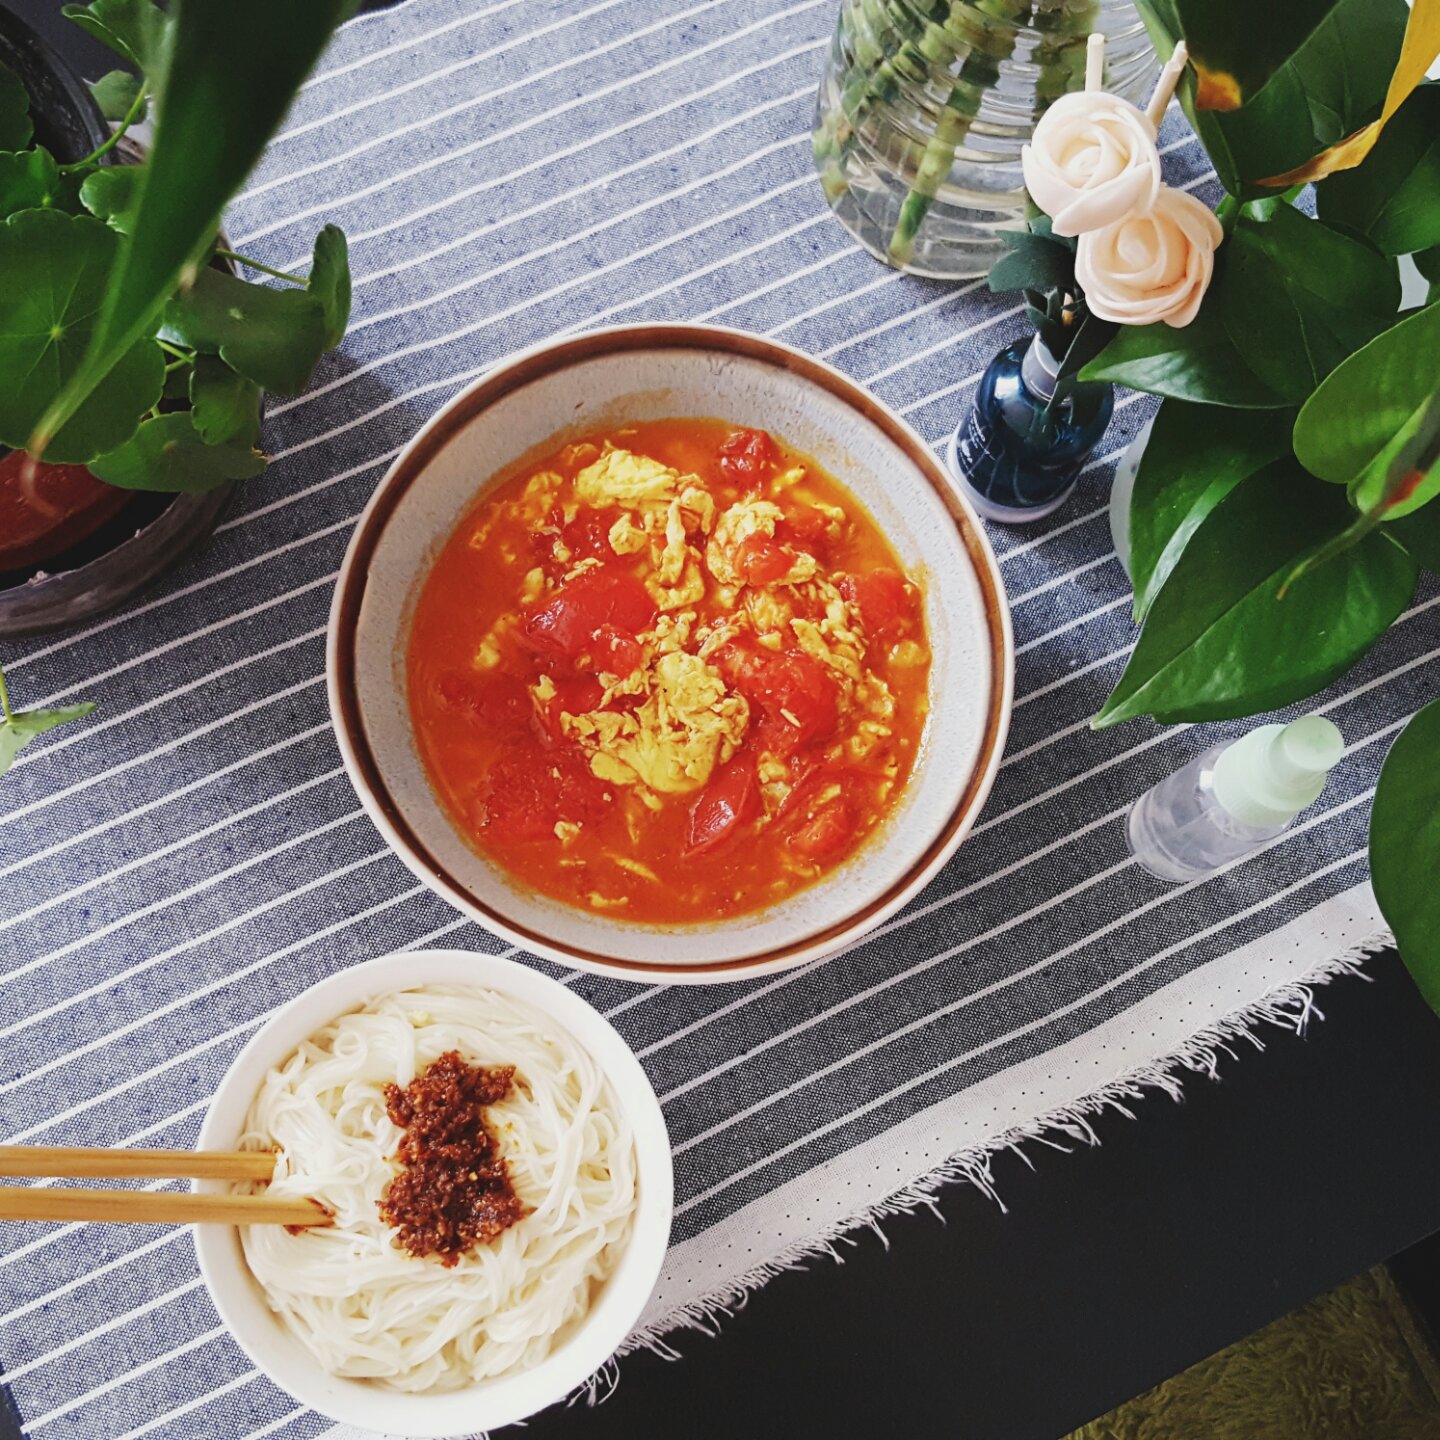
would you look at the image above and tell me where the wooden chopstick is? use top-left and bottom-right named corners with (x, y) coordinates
top-left (0, 1145), bottom-right (277, 1182)
top-left (0, 1188), bottom-right (331, 1228)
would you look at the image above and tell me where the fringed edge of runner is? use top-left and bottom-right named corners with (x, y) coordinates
top-left (569, 930), bottom-right (1394, 1406)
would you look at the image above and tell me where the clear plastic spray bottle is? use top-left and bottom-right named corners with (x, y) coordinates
top-left (1127, 715), bottom-right (1344, 883)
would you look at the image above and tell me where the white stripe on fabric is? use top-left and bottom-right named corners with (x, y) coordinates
top-left (297, 0), bottom-right (528, 93)
top-left (675, 843), bottom-right (1369, 1216)
top-left (0, 675), bottom-right (324, 827)
top-left (235, 0), bottom-right (830, 248)
top-left (0, 768), bottom-right (345, 930)
top-left (0, 723), bottom-right (330, 884)
top-left (262, 0), bottom-right (636, 157)
top-left (3, 1279), bottom-right (206, 1382)
top-left (0, 851), bottom-right (395, 1062)
top-left (116, 1372), bottom-right (262, 1440)
top-left (26, 1327), bottom-right (229, 1432)
top-left (296, 35), bottom-right (830, 286)
top-left (343, 77), bottom-right (817, 301)
top-left (7, 809), bottom-right (364, 982)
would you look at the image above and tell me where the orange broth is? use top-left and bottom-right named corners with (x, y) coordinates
top-left (407, 418), bottom-right (931, 923)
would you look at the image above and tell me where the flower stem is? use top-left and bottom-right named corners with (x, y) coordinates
top-left (214, 248), bottom-right (307, 286)
top-left (60, 85), bottom-right (148, 172)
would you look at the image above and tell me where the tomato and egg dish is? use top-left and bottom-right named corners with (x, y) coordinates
top-left (407, 418), bottom-right (931, 922)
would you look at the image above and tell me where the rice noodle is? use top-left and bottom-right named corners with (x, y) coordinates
top-left (238, 985), bottom-right (637, 1391)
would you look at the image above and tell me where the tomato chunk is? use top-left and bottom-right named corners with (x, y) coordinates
top-left (522, 566), bottom-right (657, 660)
top-left (435, 672), bottom-right (532, 734)
top-left (538, 675), bottom-right (604, 743)
top-left (840, 568), bottom-right (917, 641)
top-left (723, 644), bottom-right (838, 753)
top-left (777, 506), bottom-right (833, 556)
top-left (686, 754), bottom-right (757, 855)
top-left (477, 744), bottom-right (608, 842)
top-left (787, 798), bottom-right (855, 860)
top-left (562, 505), bottom-right (621, 562)
top-left (734, 533), bottom-right (795, 586)
top-left (591, 624), bottom-right (643, 676)
top-left (717, 427), bottom-right (781, 485)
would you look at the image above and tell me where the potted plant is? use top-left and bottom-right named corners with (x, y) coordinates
top-left (0, 0), bottom-right (358, 771)
top-left (1008, 0), bottom-right (1440, 1010)
top-left (0, 0), bottom-right (354, 639)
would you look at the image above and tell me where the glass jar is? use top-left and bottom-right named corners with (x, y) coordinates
top-left (813, 0), bottom-right (1157, 279)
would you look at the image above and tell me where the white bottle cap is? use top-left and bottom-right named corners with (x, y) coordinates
top-left (1212, 716), bottom-right (1344, 828)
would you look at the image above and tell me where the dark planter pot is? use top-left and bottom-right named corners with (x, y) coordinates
top-left (0, 5), bottom-right (235, 639)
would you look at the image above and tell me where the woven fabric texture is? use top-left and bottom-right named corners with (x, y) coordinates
top-left (0, 3), bottom-right (1426, 1436)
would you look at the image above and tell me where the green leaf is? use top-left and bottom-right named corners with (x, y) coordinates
top-left (1094, 459), bottom-right (1417, 727)
top-left (79, 163), bottom-right (142, 235)
top-left (160, 267), bottom-right (329, 395)
top-left (1387, 505), bottom-right (1440, 572)
top-left (0, 149), bottom-right (77, 220)
top-left (0, 58), bottom-right (32, 151)
top-left (88, 410), bottom-right (265, 492)
top-left (1416, 245), bottom-right (1440, 286)
top-left (1080, 300), bottom-right (1284, 408)
top-left (0, 701), bottom-right (95, 777)
top-left (1293, 302), bottom-right (1440, 517)
top-left (987, 232), bottom-right (1074, 296)
top-left (1127, 401), bottom-right (1295, 619)
top-left (0, 209), bottom-right (163, 463)
top-left (62, 0), bottom-right (170, 75)
top-left (1028, 213), bottom-right (1076, 253)
top-left (1135, 0), bottom-right (1410, 196)
top-left (1047, 312), bottom-right (1118, 405)
top-left (34, 0), bottom-right (359, 457)
top-left (1217, 204), bottom-right (1400, 402)
top-left (189, 355), bottom-right (261, 447)
top-left (89, 68), bottom-right (147, 123)
top-left (307, 224), bottom-right (351, 350)
top-left (1317, 83), bottom-right (1440, 256)
top-left (1371, 699), bottom-right (1440, 1013)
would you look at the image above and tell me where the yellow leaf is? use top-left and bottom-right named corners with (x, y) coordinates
top-left (1259, 0), bottom-right (1440, 186)
top-left (1192, 62), bottom-right (1242, 112)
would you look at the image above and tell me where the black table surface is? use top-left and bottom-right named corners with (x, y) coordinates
top-left (7, 7), bottom-right (1440, 1437)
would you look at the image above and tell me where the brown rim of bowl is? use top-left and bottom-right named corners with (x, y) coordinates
top-left (330, 324), bottom-right (1012, 977)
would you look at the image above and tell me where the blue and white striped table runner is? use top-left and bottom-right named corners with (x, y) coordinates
top-left (0, 2), bottom-right (1423, 1436)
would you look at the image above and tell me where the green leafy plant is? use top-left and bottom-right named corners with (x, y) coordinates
top-left (1075, 2), bottom-right (1440, 1011)
top-left (0, 665), bottom-right (93, 777)
top-left (0, 0), bottom-right (356, 489)
top-left (0, 0), bottom-right (358, 750)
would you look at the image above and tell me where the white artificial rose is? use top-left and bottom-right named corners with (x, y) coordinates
top-left (1021, 91), bottom-right (1162, 237)
top-left (1075, 185), bottom-right (1223, 328)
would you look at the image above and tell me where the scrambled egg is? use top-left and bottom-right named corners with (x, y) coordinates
top-left (575, 447), bottom-right (679, 508)
top-left (788, 582), bottom-right (868, 689)
top-left (561, 650), bottom-right (748, 794)
top-left (706, 499), bottom-right (818, 587)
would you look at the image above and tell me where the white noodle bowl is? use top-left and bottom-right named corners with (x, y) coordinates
top-left (238, 985), bottom-right (637, 1393)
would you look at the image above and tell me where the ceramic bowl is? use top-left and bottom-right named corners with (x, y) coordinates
top-left (194, 948), bottom-right (673, 1437)
top-left (328, 323), bottom-right (1013, 983)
